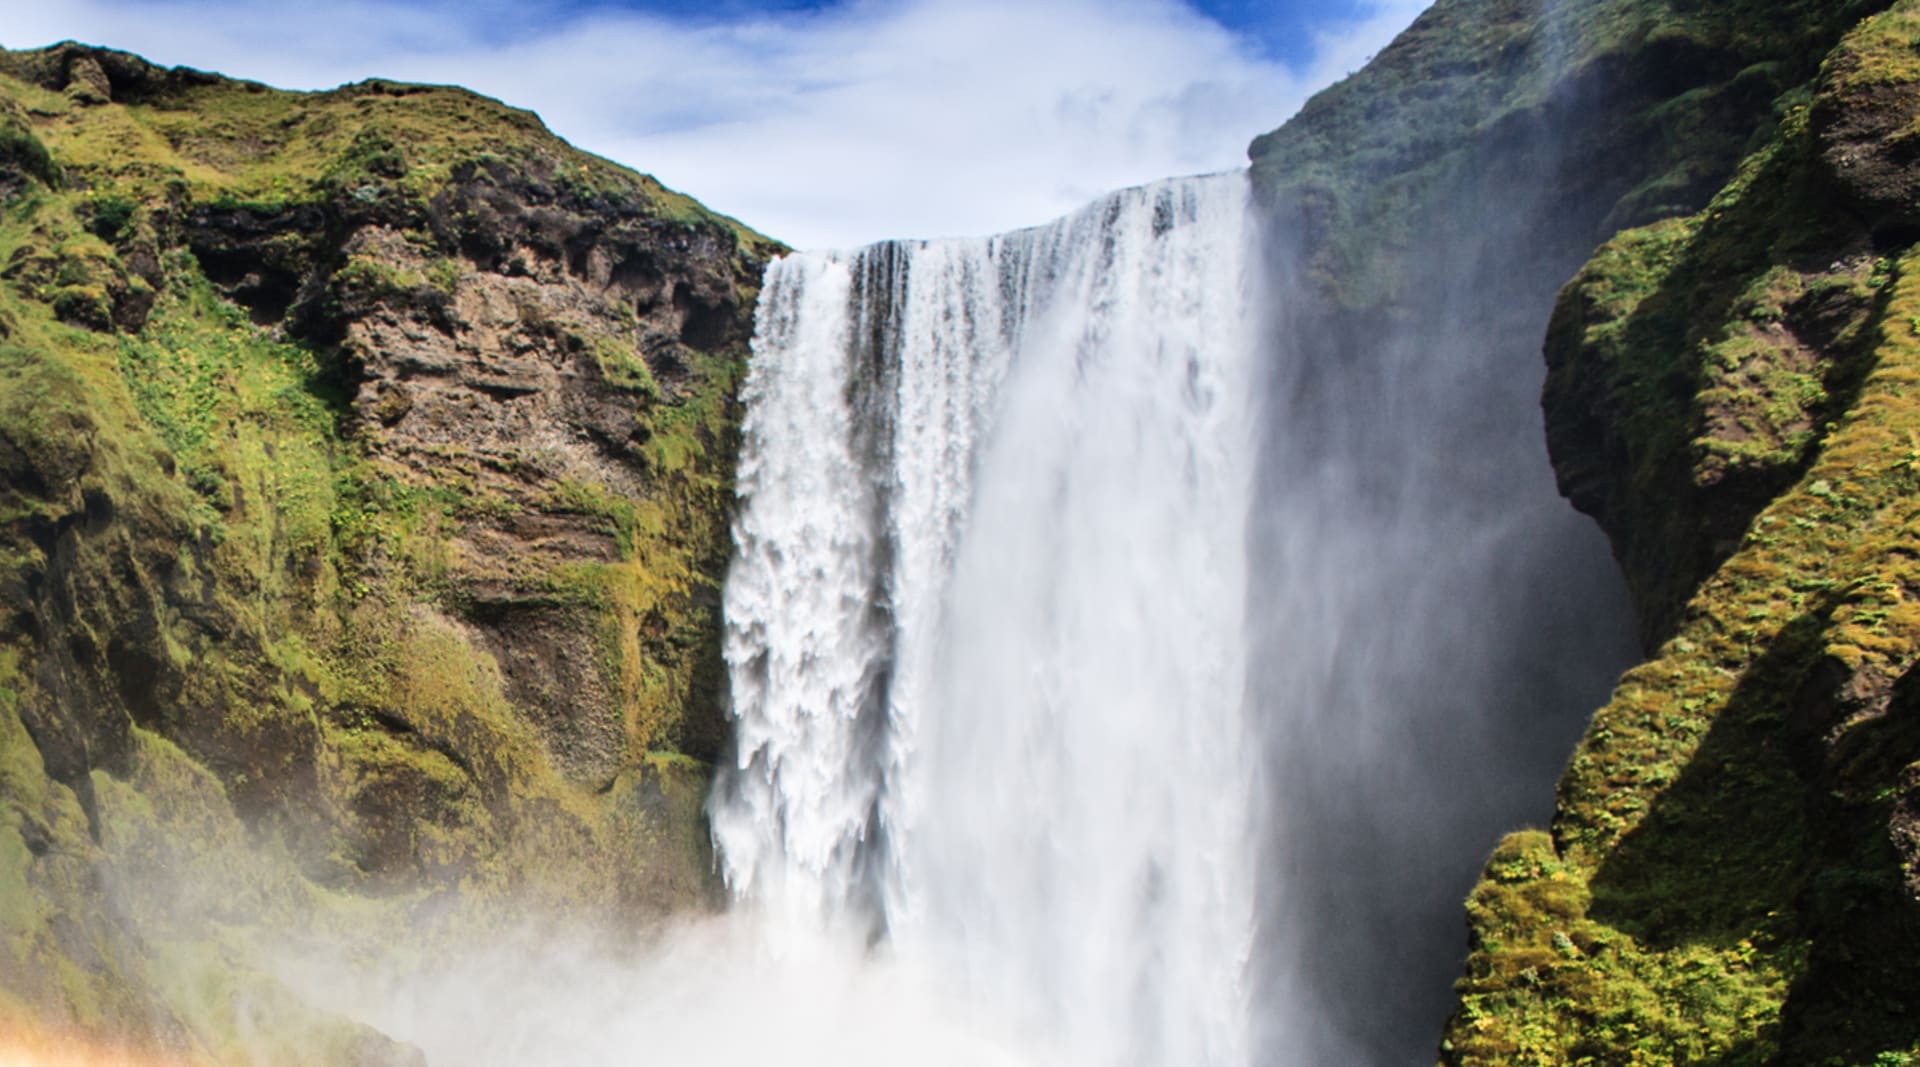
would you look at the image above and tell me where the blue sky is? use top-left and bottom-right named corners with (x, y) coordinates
top-left (444, 0), bottom-right (1390, 64)
top-left (5, 0), bottom-right (1430, 248)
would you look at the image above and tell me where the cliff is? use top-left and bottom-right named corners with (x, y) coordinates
top-left (0, 42), bottom-right (778, 1059)
top-left (1246, 0), bottom-right (1914, 1063)
top-left (1450, 3), bottom-right (1920, 1062)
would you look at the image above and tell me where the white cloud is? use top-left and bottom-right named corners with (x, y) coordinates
top-left (1, 0), bottom-right (1430, 249)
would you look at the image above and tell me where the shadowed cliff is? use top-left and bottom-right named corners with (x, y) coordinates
top-left (1447, 3), bottom-right (1920, 1062)
top-left (1241, 0), bottom-right (1893, 1063)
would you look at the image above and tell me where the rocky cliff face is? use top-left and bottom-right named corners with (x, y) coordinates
top-left (1245, 0), bottom-right (1910, 1062)
top-left (1450, 4), bottom-right (1920, 1062)
top-left (0, 43), bottom-right (778, 1059)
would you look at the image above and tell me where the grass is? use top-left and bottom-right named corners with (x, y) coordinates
top-left (1543, 93), bottom-right (1887, 642)
top-left (1451, 242), bottom-right (1920, 1067)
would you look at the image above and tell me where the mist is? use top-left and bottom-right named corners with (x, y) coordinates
top-left (1243, 31), bottom-right (1642, 1067)
top-left (273, 916), bottom-right (1048, 1067)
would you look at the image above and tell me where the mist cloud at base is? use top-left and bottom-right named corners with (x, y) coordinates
top-left (273, 913), bottom-right (1058, 1067)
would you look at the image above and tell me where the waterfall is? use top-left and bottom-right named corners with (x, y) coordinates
top-left (274, 125), bottom-right (1633, 1067)
top-left (712, 172), bottom-right (1259, 1066)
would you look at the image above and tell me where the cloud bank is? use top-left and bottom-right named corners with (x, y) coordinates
top-left (4, 0), bottom-right (1428, 248)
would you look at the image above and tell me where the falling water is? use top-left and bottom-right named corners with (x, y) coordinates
top-left (713, 172), bottom-right (1259, 1066)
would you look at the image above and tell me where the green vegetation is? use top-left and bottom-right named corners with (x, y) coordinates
top-left (0, 57), bottom-right (750, 239)
top-left (1446, 4), bottom-right (1920, 1063)
top-left (1543, 99), bottom-right (1887, 641)
top-left (1251, 0), bottom-right (1882, 311)
top-left (119, 263), bottom-right (338, 524)
top-left (590, 334), bottom-right (660, 400)
top-left (0, 113), bottom-right (60, 188)
top-left (0, 39), bottom-right (772, 1055)
top-left (1452, 247), bottom-right (1920, 1065)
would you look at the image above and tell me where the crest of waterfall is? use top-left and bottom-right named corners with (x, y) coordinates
top-left (712, 172), bottom-right (1259, 1066)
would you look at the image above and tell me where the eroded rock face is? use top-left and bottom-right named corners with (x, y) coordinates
top-left (294, 158), bottom-right (764, 783)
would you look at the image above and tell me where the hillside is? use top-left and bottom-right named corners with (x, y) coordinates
top-left (0, 42), bottom-right (778, 1059)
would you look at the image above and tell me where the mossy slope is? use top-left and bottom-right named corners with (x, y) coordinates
top-left (1241, 0), bottom-right (1895, 1060)
top-left (0, 42), bottom-right (778, 1059)
top-left (1448, 4), bottom-right (1920, 1063)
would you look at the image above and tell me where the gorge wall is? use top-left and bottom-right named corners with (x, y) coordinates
top-left (1243, 0), bottom-right (1895, 1062)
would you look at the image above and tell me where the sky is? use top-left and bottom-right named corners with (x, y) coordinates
top-left (0, 0), bottom-right (1431, 249)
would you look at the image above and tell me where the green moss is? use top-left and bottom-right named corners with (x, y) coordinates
top-left (536, 468), bottom-right (726, 752)
top-left (1825, 3), bottom-right (1920, 86)
top-left (1251, 0), bottom-right (1874, 310)
top-left (0, 114), bottom-right (60, 188)
top-left (329, 255), bottom-right (419, 294)
top-left (0, 62), bottom-right (753, 249)
top-left (1450, 109), bottom-right (1920, 1065)
top-left (0, 38), bottom-right (761, 1051)
top-left (81, 192), bottom-right (135, 241)
top-left (1543, 96), bottom-right (1888, 642)
top-left (328, 723), bottom-right (492, 879)
top-left (118, 264), bottom-right (337, 505)
top-left (590, 334), bottom-right (660, 399)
